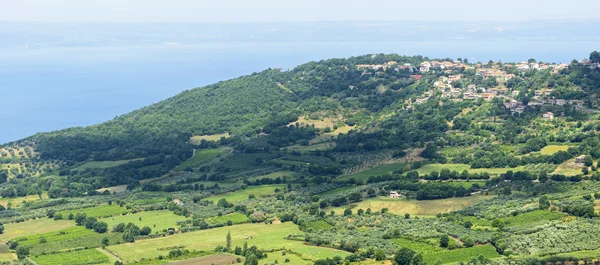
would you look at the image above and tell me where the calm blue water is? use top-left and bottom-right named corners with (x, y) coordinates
top-left (0, 40), bottom-right (597, 144)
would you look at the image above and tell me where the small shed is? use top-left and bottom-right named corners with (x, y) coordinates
top-left (576, 155), bottom-right (586, 164)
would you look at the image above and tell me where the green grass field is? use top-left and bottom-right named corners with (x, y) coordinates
top-left (12, 226), bottom-right (97, 248)
top-left (552, 159), bottom-right (585, 176)
top-left (32, 248), bottom-right (110, 265)
top-left (174, 149), bottom-right (225, 171)
top-left (107, 222), bottom-right (349, 262)
top-left (207, 185), bottom-right (286, 203)
top-left (498, 210), bottom-right (566, 227)
top-left (207, 212), bottom-right (250, 225)
top-left (28, 232), bottom-right (124, 256)
top-left (0, 193), bottom-right (48, 207)
top-left (74, 159), bottom-right (140, 170)
top-left (318, 186), bottom-right (357, 196)
top-left (286, 142), bottom-right (336, 151)
top-left (416, 164), bottom-right (524, 176)
top-left (332, 195), bottom-right (494, 217)
top-left (539, 145), bottom-right (570, 155)
top-left (57, 205), bottom-right (128, 218)
top-left (0, 253), bottom-right (16, 263)
top-left (100, 210), bottom-right (188, 233)
top-left (246, 171), bottom-right (298, 181)
top-left (261, 251), bottom-right (311, 265)
top-left (422, 245), bottom-right (500, 264)
top-left (393, 237), bottom-right (443, 254)
top-left (340, 163), bottom-right (408, 182)
top-left (190, 133), bottom-right (230, 144)
top-left (0, 218), bottom-right (75, 242)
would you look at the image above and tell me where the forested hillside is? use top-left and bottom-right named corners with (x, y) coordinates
top-left (2, 52), bottom-right (600, 265)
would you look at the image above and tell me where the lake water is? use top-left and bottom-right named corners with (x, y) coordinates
top-left (1, 40), bottom-right (597, 144)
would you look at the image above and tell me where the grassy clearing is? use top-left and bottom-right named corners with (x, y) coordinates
top-left (74, 159), bottom-right (140, 170)
top-left (175, 149), bottom-right (225, 170)
top-left (416, 164), bottom-right (524, 176)
top-left (422, 245), bottom-right (500, 264)
top-left (57, 205), bottom-right (128, 218)
top-left (13, 226), bottom-right (97, 248)
top-left (261, 251), bottom-right (310, 265)
top-left (539, 145), bottom-right (570, 155)
top-left (340, 163), bottom-right (408, 182)
top-left (190, 133), bottom-right (230, 144)
top-left (28, 232), bottom-right (124, 256)
top-left (96, 185), bottom-right (128, 193)
top-left (332, 195), bottom-right (494, 217)
top-left (207, 213), bottom-right (250, 226)
top-left (309, 125), bottom-right (355, 145)
top-left (0, 219), bottom-right (75, 242)
top-left (552, 159), bottom-right (584, 176)
top-left (393, 238), bottom-right (443, 253)
top-left (0, 253), bottom-right (16, 263)
top-left (32, 248), bottom-right (109, 265)
top-left (207, 185), bottom-right (286, 203)
top-left (286, 142), bottom-right (336, 151)
top-left (498, 210), bottom-right (566, 227)
top-left (318, 186), bottom-right (357, 196)
top-left (171, 254), bottom-right (240, 265)
top-left (100, 210), bottom-right (188, 233)
top-left (108, 222), bottom-right (348, 262)
top-left (303, 220), bottom-right (333, 231)
top-left (221, 153), bottom-right (277, 171)
top-left (0, 193), bottom-right (48, 207)
top-left (246, 171), bottom-right (298, 181)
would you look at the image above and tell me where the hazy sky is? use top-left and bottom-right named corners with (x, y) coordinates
top-left (2, 0), bottom-right (600, 22)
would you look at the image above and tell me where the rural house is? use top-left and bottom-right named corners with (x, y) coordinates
top-left (390, 191), bottom-right (400, 199)
top-left (576, 155), bottom-right (586, 164)
top-left (543, 112), bottom-right (554, 120)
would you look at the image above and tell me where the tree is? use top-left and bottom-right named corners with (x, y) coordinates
top-left (394, 247), bottom-right (417, 265)
top-left (0, 223), bottom-right (4, 234)
top-left (375, 249), bottom-right (386, 261)
top-left (75, 213), bottom-right (87, 226)
top-left (140, 226), bottom-right (152, 236)
top-left (344, 208), bottom-right (352, 216)
top-left (84, 217), bottom-right (98, 229)
top-left (440, 235), bottom-right (449, 248)
top-left (226, 231), bottom-right (232, 251)
top-left (102, 237), bottom-right (109, 247)
top-left (539, 196), bottom-right (550, 210)
top-left (93, 222), bottom-right (108, 233)
top-left (462, 236), bottom-right (475, 248)
top-left (590, 51), bottom-right (600, 63)
top-left (245, 254), bottom-right (258, 265)
top-left (16, 246), bottom-right (29, 259)
top-left (464, 221), bottom-right (473, 229)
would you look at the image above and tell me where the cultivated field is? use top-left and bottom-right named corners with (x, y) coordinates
top-left (0, 218), bottom-right (75, 242)
top-left (190, 133), bottom-right (230, 144)
top-left (0, 193), bottom-right (48, 207)
top-left (552, 159), bottom-right (585, 176)
top-left (170, 254), bottom-right (239, 265)
top-left (339, 163), bottom-right (407, 182)
top-left (100, 210), bottom-right (188, 233)
top-left (107, 222), bottom-right (348, 262)
top-left (57, 205), bottom-right (128, 218)
top-left (74, 159), bottom-right (141, 170)
top-left (539, 145), bottom-right (570, 155)
top-left (207, 185), bottom-right (286, 203)
top-left (174, 149), bottom-right (225, 170)
top-left (416, 163), bottom-right (524, 176)
top-left (32, 248), bottom-right (110, 265)
top-left (333, 195), bottom-right (494, 217)
top-left (422, 245), bottom-right (500, 264)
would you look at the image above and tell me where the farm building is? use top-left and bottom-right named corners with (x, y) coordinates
top-left (390, 191), bottom-right (400, 199)
top-left (543, 112), bottom-right (554, 120)
top-left (576, 155), bottom-right (586, 164)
